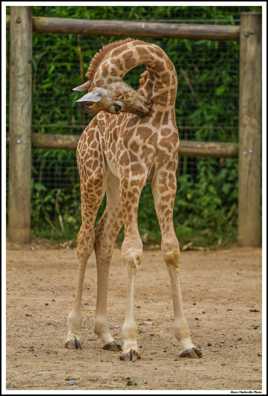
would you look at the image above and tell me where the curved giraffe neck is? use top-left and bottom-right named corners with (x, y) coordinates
top-left (85, 38), bottom-right (135, 89)
top-left (93, 41), bottom-right (178, 109)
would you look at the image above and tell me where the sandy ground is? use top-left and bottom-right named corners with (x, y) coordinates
top-left (6, 242), bottom-right (262, 391)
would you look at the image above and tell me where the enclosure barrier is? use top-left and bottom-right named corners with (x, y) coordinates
top-left (8, 7), bottom-right (261, 246)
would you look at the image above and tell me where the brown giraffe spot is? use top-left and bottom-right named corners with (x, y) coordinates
top-left (111, 141), bottom-right (116, 154)
top-left (122, 50), bottom-right (137, 69)
top-left (138, 114), bottom-right (151, 125)
top-left (169, 88), bottom-right (177, 104)
top-left (167, 174), bottom-right (176, 190)
top-left (127, 213), bottom-right (133, 223)
top-left (131, 162), bottom-right (144, 175)
top-left (131, 186), bottom-right (141, 196)
top-left (168, 182), bottom-right (176, 191)
top-left (121, 190), bottom-right (127, 200)
top-left (127, 191), bottom-right (134, 200)
top-left (109, 67), bottom-right (118, 77)
top-left (112, 129), bottom-right (118, 140)
top-left (161, 128), bottom-right (172, 136)
top-left (152, 111), bottom-right (163, 127)
top-left (92, 160), bottom-right (99, 169)
top-left (142, 145), bottom-right (155, 159)
top-left (119, 152), bottom-right (129, 166)
top-left (136, 127), bottom-right (152, 140)
top-left (85, 159), bottom-right (93, 167)
top-left (158, 204), bottom-right (168, 214)
top-left (147, 133), bottom-right (157, 146)
top-left (154, 81), bottom-right (164, 91)
top-left (123, 128), bottom-right (136, 144)
top-left (159, 171), bottom-right (168, 183)
top-left (160, 133), bottom-right (179, 149)
top-left (161, 72), bottom-right (171, 85)
top-left (154, 60), bottom-right (165, 73)
top-left (159, 185), bottom-right (167, 194)
top-left (155, 92), bottom-right (169, 105)
top-left (101, 64), bottom-right (109, 78)
top-left (166, 161), bottom-right (174, 170)
top-left (95, 178), bottom-right (103, 187)
top-left (95, 78), bottom-right (105, 86)
top-left (162, 112), bottom-right (170, 125)
top-left (130, 141), bottom-right (139, 152)
top-left (163, 193), bottom-right (173, 202)
top-left (109, 120), bottom-right (117, 130)
top-left (148, 46), bottom-right (163, 59)
top-left (129, 151), bottom-right (139, 162)
top-left (121, 179), bottom-right (128, 189)
top-left (125, 202), bottom-right (131, 212)
top-left (110, 58), bottom-right (124, 71)
top-left (136, 46), bottom-right (150, 60)
top-left (127, 116), bottom-right (139, 128)
top-left (165, 208), bottom-right (172, 218)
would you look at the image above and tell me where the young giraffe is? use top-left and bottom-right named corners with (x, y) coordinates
top-left (65, 38), bottom-right (202, 361)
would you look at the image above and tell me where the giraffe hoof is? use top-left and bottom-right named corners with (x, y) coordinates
top-left (65, 336), bottom-right (81, 349)
top-left (120, 349), bottom-right (141, 362)
top-left (178, 346), bottom-right (202, 359)
top-left (103, 341), bottom-right (122, 351)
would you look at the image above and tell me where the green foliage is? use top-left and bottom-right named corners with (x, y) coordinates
top-left (7, 5), bottom-right (259, 246)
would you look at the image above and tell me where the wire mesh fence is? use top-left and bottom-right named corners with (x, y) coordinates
top-left (7, 8), bottom-right (245, 246)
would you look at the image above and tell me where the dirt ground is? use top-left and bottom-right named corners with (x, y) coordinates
top-left (6, 242), bottom-right (262, 391)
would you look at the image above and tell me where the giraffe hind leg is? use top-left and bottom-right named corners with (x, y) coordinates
top-left (152, 160), bottom-right (202, 359)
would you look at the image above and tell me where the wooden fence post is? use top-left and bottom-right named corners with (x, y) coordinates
top-left (238, 12), bottom-right (261, 246)
top-left (8, 7), bottom-right (32, 243)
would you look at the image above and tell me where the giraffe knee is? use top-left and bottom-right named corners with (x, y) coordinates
top-left (121, 238), bottom-right (143, 270)
top-left (123, 251), bottom-right (142, 270)
top-left (121, 247), bottom-right (142, 270)
top-left (163, 244), bottom-right (180, 270)
top-left (76, 225), bottom-right (95, 261)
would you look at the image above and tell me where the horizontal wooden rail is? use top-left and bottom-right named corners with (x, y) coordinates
top-left (179, 140), bottom-right (238, 157)
top-left (32, 133), bottom-right (79, 150)
top-left (6, 16), bottom-right (240, 40)
top-left (32, 133), bottom-right (238, 158)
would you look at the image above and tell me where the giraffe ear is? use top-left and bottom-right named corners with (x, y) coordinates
top-left (72, 81), bottom-right (91, 92)
top-left (76, 88), bottom-right (106, 103)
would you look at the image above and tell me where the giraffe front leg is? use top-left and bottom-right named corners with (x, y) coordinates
top-left (152, 160), bottom-right (202, 359)
top-left (120, 261), bottom-right (140, 361)
top-left (94, 173), bottom-right (123, 352)
top-left (119, 168), bottom-right (146, 361)
top-left (65, 222), bottom-right (93, 349)
top-left (65, 176), bottom-right (105, 350)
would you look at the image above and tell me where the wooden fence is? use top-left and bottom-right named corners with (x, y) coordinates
top-left (7, 7), bottom-right (262, 246)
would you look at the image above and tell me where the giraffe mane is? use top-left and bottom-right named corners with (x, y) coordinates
top-left (85, 38), bottom-right (136, 84)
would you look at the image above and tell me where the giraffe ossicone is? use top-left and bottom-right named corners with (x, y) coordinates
top-left (66, 38), bottom-right (202, 361)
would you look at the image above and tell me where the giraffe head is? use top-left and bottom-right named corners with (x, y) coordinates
top-left (74, 80), bottom-right (151, 117)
